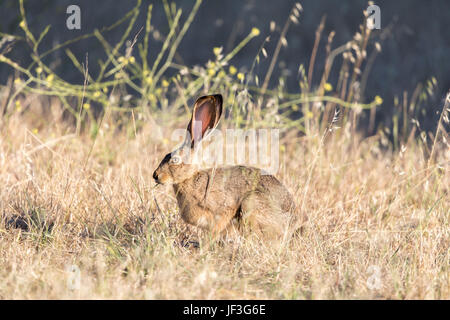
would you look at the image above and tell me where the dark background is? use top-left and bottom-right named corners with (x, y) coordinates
top-left (1, 0), bottom-right (449, 130)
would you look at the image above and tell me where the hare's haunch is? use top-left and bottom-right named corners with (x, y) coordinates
top-left (153, 94), bottom-right (295, 239)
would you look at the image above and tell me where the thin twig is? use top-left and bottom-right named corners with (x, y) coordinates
top-left (307, 15), bottom-right (326, 89)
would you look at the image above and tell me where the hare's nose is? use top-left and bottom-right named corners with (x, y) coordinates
top-left (153, 171), bottom-right (159, 181)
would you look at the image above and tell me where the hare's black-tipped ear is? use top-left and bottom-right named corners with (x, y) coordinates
top-left (186, 94), bottom-right (223, 148)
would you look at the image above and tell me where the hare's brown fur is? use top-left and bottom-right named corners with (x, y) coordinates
top-left (153, 94), bottom-right (296, 240)
top-left (172, 165), bottom-right (295, 237)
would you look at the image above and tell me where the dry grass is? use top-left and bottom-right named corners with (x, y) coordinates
top-left (0, 99), bottom-right (448, 300)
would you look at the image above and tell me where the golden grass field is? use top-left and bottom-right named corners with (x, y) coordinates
top-left (0, 97), bottom-right (448, 299)
top-left (0, 0), bottom-right (448, 300)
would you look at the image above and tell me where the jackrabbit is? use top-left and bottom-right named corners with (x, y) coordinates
top-left (153, 94), bottom-right (296, 240)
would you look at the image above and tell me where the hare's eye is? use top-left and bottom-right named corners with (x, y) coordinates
top-left (170, 156), bottom-right (181, 164)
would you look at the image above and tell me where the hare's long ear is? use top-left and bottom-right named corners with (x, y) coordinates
top-left (186, 94), bottom-right (223, 148)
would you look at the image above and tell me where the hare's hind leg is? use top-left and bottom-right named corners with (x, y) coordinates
top-left (239, 191), bottom-right (287, 239)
